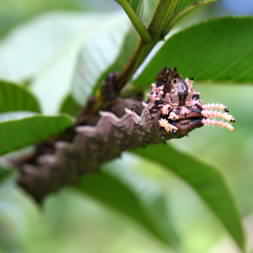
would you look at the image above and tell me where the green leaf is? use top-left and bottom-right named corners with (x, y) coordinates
top-left (0, 167), bottom-right (12, 184)
top-left (0, 0), bottom-right (84, 38)
top-left (0, 13), bottom-right (86, 82)
top-left (136, 17), bottom-right (253, 88)
top-left (0, 113), bottom-right (72, 155)
top-left (71, 13), bottom-right (139, 105)
top-left (75, 163), bottom-right (180, 248)
top-left (91, 28), bottom-right (139, 93)
top-left (31, 13), bottom-right (115, 114)
top-left (0, 13), bottom-right (138, 112)
top-left (0, 13), bottom-right (107, 113)
top-left (133, 144), bottom-right (245, 251)
top-left (59, 94), bottom-right (82, 117)
top-left (0, 181), bottom-right (50, 253)
top-left (0, 80), bottom-right (40, 113)
top-left (176, 0), bottom-right (213, 12)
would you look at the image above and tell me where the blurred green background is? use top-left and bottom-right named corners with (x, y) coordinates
top-left (0, 1), bottom-right (253, 253)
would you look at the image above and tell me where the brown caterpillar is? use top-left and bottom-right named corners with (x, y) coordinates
top-left (16, 68), bottom-right (236, 202)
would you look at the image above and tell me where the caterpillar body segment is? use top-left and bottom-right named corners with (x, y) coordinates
top-left (159, 119), bottom-right (178, 133)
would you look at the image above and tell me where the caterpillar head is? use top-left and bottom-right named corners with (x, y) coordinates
top-left (147, 67), bottom-right (235, 136)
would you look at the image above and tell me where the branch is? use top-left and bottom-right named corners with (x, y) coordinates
top-left (16, 69), bottom-right (235, 202)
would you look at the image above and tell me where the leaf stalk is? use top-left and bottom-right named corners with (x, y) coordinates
top-left (116, 0), bottom-right (152, 43)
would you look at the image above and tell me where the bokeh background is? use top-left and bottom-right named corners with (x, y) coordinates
top-left (0, 1), bottom-right (253, 253)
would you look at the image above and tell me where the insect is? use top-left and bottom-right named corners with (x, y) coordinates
top-left (147, 68), bottom-right (235, 134)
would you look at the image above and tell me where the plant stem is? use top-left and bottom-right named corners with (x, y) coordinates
top-left (117, 40), bottom-right (157, 91)
top-left (149, 0), bottom-right (178, 39)
top-left (162, 0), bottom-right (180, 35)
top-left (117, 0), bottom-right (180, 90)
top-left (116, 0), bottom-right (152, 43)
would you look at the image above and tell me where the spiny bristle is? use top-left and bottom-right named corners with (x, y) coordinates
top-left (168, 111), bottom-right (179, 120)
top-left (202, 103), bottom-right (229, 112)
top-left (202, 110), bottom-right (235, 122)
top-left (161, 104), bottom-right (171, 115)
top-left (202, 119), bottom-right (235, 131)
top-left (159, 119), bottom-right (178, 133)
top-left (124, 108), bottom-right (141, 123)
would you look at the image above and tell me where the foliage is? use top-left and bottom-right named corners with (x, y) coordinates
top-left (0, 0), bottom-right (252, 252)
